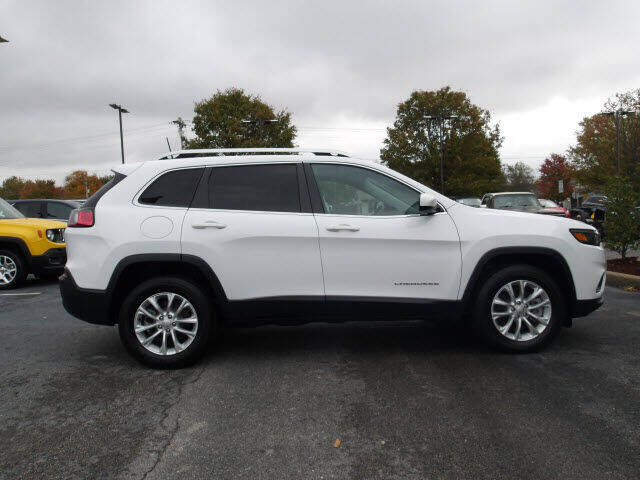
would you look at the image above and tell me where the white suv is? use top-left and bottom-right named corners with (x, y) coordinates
top-left (60, 149), bottom-right (606, 368)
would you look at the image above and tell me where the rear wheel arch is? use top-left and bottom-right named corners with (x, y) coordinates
top-left (107, 254), bottom-right (227, 323)
top-left (462, 247), bottom-right (576, 315)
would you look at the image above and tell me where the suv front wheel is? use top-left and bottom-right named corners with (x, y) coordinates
top-left (473, 265), bottom-right (566, 352)
top-left (118, 276), bottom-right (214, 368)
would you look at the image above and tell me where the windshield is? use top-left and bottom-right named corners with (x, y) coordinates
top-left (538, 199), bottom-right (558, 208)
top-left (458, 197), bottom-right (481, 207)
top-left (0, 198), bottom-right (25, 219)
top-left (586, 196), bottom-right (606, 204)
top-left (493, 194), bottom-right (541, 209)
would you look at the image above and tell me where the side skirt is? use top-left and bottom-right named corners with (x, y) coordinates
top-left (221, 296), bottom-right (464, 326)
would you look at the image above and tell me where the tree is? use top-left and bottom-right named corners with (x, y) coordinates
top-left (186, 88), bottom-right (296, 149)
top-left (537, 154), bottom-right (574, 201)
top-left (97, 174), bottom-right (114, 185)
top-left (503, 162), bottom-right (536, 192)
top-left (603, 176), bottom-right (640, 259)
top-left (63, 171), bottom-right (104, 198)
top-left (19, 180), bottom-right (62, 199)
top-left (380, 87), bottom-right (503, 197)
top-left (570, 89), bottom-right (640, 192)
top-left (0, 176), bottom-right (27, 199)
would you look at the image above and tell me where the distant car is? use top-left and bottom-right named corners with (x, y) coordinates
top-left (481, 192), bottom-right (543, 213)
top-left (455, 197), bottom-right (482, 207)
top-left (0, 198), bottom-right (66, 289)
top-left (10, 199), bottom-right (82, 222)
top-left (571, 195), bottom-right (607, 222)
top-left (538, 199), bottom-right (570, 218)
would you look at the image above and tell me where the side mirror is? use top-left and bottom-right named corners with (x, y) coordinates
top-left (419, 193), bottom-right (438, 216)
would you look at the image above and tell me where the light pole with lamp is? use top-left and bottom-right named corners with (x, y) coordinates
top-left (109, 104), bottom-right (129, 164)
top-left (424, 115), bottom-right (458, 195)
top-left (602, 109), bottom-right (638, 174)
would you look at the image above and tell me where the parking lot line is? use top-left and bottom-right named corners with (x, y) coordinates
top-left (0, 292), bottom-right (42, 296)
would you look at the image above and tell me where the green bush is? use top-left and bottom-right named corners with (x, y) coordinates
top-left (604, 176), bottom-right (640, 259)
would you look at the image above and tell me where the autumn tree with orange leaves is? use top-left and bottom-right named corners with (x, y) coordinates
top-left (63, 171), bottom-right (105, 198)
top-left (19, 180), bottom-right (63, 199)
top-left (537, 154), bottom-right (574, 202)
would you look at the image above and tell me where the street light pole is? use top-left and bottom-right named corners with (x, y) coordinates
top-left (109, 104), bottom-right (129, 164)
top-left (425, 115), bottom-right (458, 194)
top-left (603, 109), bottom-right (636, 175)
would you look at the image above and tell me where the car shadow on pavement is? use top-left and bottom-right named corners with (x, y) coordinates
top-left (205, 319), bottom-right (491, 362)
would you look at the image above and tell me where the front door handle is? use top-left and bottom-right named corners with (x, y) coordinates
top-left (192, 221), bottom-right (227, 229)
top-left (326, 224), bottom-right (360, 232)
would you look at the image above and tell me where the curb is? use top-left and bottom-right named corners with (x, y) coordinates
top-left (606, 271), bottom-right (640, 289)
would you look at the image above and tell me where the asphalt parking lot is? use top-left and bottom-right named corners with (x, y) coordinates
top-left (1, 280), bottom-right (639, 480)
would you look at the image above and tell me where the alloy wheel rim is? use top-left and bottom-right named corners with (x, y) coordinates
top-left (0, 255), bottom-right (17, 285)
top-left (491, 280), bottom-right (552, 342)
top-left (134, 292), bottom-right (198, 355)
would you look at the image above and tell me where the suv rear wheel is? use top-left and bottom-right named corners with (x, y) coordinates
top-left (473, 265), bottom-right (566, 352)
top-left (0, 250), bottom-right (26, 290)
top-left (118, 276), bottom-right (214, 368)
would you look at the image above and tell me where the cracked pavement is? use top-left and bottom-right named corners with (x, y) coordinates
top-left (1, 279), bottom-right (639, 479)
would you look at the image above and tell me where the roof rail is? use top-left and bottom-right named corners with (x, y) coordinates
top-left (158, 148), bottom-right (350, 160)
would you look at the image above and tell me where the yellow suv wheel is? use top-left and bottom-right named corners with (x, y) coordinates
top-left (0, 249), bottom-right (27, 289)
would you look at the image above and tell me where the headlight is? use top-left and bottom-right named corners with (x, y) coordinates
top-left (570, 228), bottom-right (600, 246)
top-left (45, 228), bottom-right (65, 243)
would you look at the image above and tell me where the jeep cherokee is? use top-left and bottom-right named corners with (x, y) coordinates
top-left (59, 149), bottom-right (606, 368)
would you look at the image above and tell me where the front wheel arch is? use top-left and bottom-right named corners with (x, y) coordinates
top-left (461, 247), bottom-right (575, 320)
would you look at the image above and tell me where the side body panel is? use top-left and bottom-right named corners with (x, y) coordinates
top-left (449, 204), bottom-right (606, 301)
top-left (313, 213), bottom-right (462, 300)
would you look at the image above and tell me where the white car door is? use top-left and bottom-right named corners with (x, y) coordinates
top-left (307, 162), bottom-right (461, 303)
top-left (181, 162), bottom-right (324, 303)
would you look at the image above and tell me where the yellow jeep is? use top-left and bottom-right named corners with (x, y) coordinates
top-left (0, 198), bottom-right (67, 289)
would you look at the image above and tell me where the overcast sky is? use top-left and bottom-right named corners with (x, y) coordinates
top-left (2, 0), bottom-right (640, 183)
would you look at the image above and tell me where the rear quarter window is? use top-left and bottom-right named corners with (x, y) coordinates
top-left (139, 168), bottom-right (204, 207)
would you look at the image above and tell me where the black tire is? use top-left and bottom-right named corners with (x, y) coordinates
top-left (0, 249), bottom-right (27, 290)
top-left (473, 264), bottom-right (566, 352)
top-left (118, 276), bottom-right (214, 368)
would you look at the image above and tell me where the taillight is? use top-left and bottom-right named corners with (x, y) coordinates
top-left (68, 208), bottom-right (94, 227)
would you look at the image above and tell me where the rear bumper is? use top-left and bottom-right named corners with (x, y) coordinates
top-left (59, 269), bottom-right (114, 325)
top-left (572, 296), bottom-right (604, 318)
top-left (29, 247), bottom-right (66, 276)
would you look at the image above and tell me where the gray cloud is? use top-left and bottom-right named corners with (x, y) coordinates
top-left (2, 0), bottom-right (640, 181)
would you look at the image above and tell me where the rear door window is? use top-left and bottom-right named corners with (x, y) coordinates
top-left (206, 164), bottom-right (300, 213)
top-left (46, 202), bottom-right (74, 220)
top-left (139, 168), bottom-right (204, 207)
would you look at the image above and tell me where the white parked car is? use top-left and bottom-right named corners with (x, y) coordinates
top-left (60, 149), bottom-right (606, 368)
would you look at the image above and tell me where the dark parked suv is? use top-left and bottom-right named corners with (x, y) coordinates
top-left (11, 199), bottom-right (82, 222)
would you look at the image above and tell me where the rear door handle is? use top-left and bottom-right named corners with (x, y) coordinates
top-left (192, 221), bottom-right (227, 229)
top-left (326, 224), bottom-right (360, 232)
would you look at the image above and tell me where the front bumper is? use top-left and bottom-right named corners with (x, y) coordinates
top-left (59, 269), bottom-right (114, 325)
top-left (29, 247), bottom-right (66, 276)
top-left (572, 296), bottom-right (604, 318)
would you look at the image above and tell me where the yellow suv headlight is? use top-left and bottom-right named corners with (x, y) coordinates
top-left (46, 228), bottom-right (65, 243)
